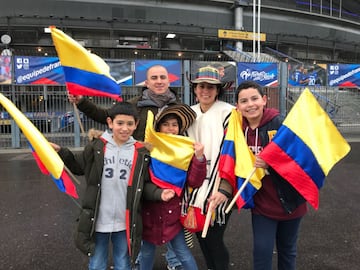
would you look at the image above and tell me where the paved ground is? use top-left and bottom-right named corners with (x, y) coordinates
top-left (1, 142), bottom-right (359, 270)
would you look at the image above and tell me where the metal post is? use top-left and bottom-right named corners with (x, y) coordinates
top-left (253, 0), bottom-right (256, 60)
top-left (330, 0), bottom-right (332, 16)
top-left (10, 53), bottom-right (20, 148)
top-left (234, 5), bottom-right (244, 51)
top-left (183, 60), bottom-right (191, 105)
top-left (73, 105), bottom-right (80, 147)
top-left (257, 0), bottom-right (261, 61)
top-left (339, 0), bottom-right (342, 18)
top-left (279, 62), bottom-right (288, 116)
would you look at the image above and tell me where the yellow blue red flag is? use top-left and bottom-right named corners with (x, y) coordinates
top-left (260, 88), bottom-right (350, 209)
top-left (219, 109), bottom-right (265, 209)
top-left (50, 26), bottom-right (121, 101)
top-left (0, 93), bottom-right (78, 198)
top-left (144, 110), bottom-right (194, 196)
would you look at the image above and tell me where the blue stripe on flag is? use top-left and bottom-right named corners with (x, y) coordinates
top-left (273, 125), bottom-right (325, 188)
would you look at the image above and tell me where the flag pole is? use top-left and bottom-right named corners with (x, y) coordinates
top-left (225, 167), bottom-right (257, 214)
top-left (64, 165), bottom-right (81, 185)
top-left (73, 103), bottom-right (85, 135)
top-left (201, 174), bottom-right (221, 238)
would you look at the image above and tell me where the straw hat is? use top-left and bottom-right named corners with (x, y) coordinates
top-left (155, 104), bottom-right (196, 134)
top-left (190, 66), bottom-right (222, 84)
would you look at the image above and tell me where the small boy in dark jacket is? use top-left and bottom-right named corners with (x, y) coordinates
top-left (51, 102), bottom-right (150, 270)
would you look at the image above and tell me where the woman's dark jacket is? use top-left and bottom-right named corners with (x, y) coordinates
top-left (57, 138), bottom-right (150, 264)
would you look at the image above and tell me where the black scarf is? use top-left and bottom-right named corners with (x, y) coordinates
top-left (137, 89), bottom-right (176, 108)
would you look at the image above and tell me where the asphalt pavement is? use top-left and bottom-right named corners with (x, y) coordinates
top-left (1, 142), bottom-right (359, 270)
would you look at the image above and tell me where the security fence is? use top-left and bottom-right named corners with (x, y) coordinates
top-left (1, 83), bottom-right (359, 150)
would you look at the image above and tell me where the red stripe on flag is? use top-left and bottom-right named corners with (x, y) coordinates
top-left (31, 150), bottom-right (50, 175)
top-left (60, 170), bottom-right (79, 199)
top-left (66, 82), bottom-right (122, 101)
top-left (260, 142), bottom-right (319, 209)
top-left (149, 169), bottom-right (182, 197)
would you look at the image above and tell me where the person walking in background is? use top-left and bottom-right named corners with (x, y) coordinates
top-left (68, 64), bottom-right (185, 270)
top-left (50, 102), bottom-right (151, 270)
top-left (139, 103), bottom-right (206, 270)
top-left (185, 66), bottom-right (234, 270)
top-left (233, 81), bottom-right (307, 270)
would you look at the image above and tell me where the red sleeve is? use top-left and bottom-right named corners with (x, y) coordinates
top-left (186, 155), bottom-right (207, 188)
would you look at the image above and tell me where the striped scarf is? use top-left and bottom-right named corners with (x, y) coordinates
top-left (183, 102), bottom-right (232, 224)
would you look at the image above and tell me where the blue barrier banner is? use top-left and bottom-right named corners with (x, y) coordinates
top-left (135, 60), bottom-right (182, 87)
top-left (106, 59), bottom-right (133, 86)
top-left (14, 56), bottom-right (66, 85)
top-left (237, 62), bottom-right (278, 86)
top-left (0, 56), bottom-right (12, 85)
top-left (328, 64), bottom-right (360, 87)
top-left (288, 63), bottom-right (326, 87)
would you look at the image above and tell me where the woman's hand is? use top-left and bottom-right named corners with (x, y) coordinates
top-left (208, 191), bottom-right (227, 211)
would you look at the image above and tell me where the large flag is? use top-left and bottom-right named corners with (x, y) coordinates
top-left (50, 26), bottom-right (122, 101)
top-left (219, 109), bottom-right (265, 209)
top-left (0, 93), bottom-right (78, 198)
top-left (260, 88), bottom-right (351, 209)
top-left (144, 111), bottom-right (195, 196)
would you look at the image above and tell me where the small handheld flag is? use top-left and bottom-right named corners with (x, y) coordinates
top-left (0, 93), bottom-right (78, 198)
top-left (218, 109), bottom-right (265, 210)
top-left (50, 26), bottom-right (122, 101)
top-left (260, 88), bottom-right (351, 209)
top-left (144, 110), bottom-right (195, 196)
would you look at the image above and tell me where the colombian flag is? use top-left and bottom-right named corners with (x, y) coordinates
top-left (0, 93), bottom-right (78, 198)
top-left (144, 111), bottom-right (194, 196)
top-left (260, 88), bottom-right (350, 209)
top-left (50, 26), bottom-right (121, 101)
top-left (219, 109), bottom-right (265, 209)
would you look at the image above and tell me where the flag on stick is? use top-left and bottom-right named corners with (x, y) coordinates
top-left (260, 88), bottom-right (350, 209)
top-left (144, 111), bottom-right (194, 196)
top-left (0, 93), bottom-right (78, 198)
top-left (218, 109), bottom-right (265, 209)
top-left (50, 26), bottom-right (121, 101)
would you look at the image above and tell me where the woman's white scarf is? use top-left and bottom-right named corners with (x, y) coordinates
top-left (184, 100), bottom-right (234, 224)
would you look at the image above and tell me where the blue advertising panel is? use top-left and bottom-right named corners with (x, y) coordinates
top-left (135, 60), bottom-right (182, 87)
top-left (105, 59), bottom-right (133, 86)
top-left (14, 56), bottom-right (65, 85)
top-left (237, 62), bottom-right (278, 86)
top-left (328, 64), bottom-right (360, 87)
top-left (288, 63), bottom-right (326, 87)
top-left (0, 56), bottom-right (11, 84)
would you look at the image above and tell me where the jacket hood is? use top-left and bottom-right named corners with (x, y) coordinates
top-left (243, 108), bottom-right (280, 129)
top-left (100, 129), bottom-right (136, 147)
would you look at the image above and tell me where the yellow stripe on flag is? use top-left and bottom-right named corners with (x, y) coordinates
top-left (50, 26), bottom-right (114, 80)
top-left (283, 88), bottom-right (350, 175)
top-left (144, 110), bottom-right (194, 171)
top-left (0, 93), bottom-right (64, 179)
top-left (229, 109), bottom-right (264, 189)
